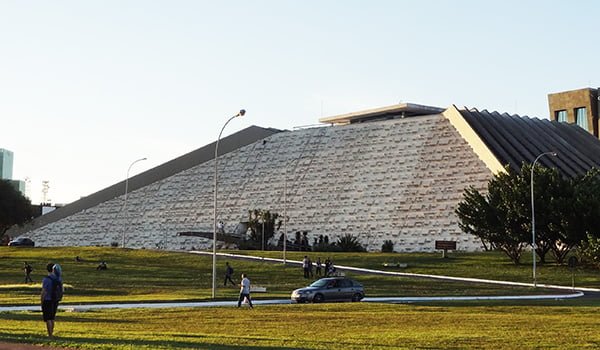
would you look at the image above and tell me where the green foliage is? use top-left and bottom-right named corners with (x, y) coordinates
top-left (246, 209), bottom-right (282, 250)
top-left (457, 164), bottom-right (600, 266)
top-left (381, 240), bottom-right (394, 253)
top-left (456, 166), bottom-right (530, 264)
top-left (0, 180), bottom-right (33, 238)
top-left (577, 234), bottom-right (600, 268)
top-left (336, 234), bottom-right (366, 252)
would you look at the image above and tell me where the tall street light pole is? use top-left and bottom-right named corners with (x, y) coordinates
top-left (530, 151), bottom-right (557, 287)
top-left (122, 157), bottom-right (147, 248)
top-left (212, 109), bottom-right (245, 299)
top-left (283, 173), bottom-right (287, 264)
top-left (282, 158), bottom-right (297, 265)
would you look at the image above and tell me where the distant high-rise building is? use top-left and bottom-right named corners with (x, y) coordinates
top-left (0, 148), bottom-right (14, 179)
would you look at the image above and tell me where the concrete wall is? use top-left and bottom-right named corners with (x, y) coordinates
top-left (25, 113), bottom-right (493, 252)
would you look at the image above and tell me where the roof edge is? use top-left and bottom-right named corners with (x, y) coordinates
top-left (442, 105), bottom-right (506, 174)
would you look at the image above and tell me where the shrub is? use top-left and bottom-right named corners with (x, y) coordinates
top-left (336, 234), bottom-right (366, 252)
top-left (382, 240), bottom-right (394, 253)
top-left (577, 234), bottom-right (600, 268)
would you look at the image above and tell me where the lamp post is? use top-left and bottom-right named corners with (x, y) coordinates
top-left (212, 109), bottom-right (245, 299)
top-left (121, 157), bottom-right (147, 248)
top-left (530, 151), bottom-right (557, 287)
top-left (283, 174), bottom-right (287, 264)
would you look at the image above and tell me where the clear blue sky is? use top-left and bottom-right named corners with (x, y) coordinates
top-left (1, 0), bottom-right (598, 204)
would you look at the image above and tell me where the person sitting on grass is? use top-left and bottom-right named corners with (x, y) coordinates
top-left (96, 261), bottom-right (108, 270)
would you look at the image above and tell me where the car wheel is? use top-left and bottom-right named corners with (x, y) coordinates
top-left (312, 293), bottom-right (324, 303)
top-left (351, 293), bottom-right (362, 302)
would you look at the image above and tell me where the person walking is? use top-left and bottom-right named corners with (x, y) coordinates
top-left (24, 262), bottom-right (33, 283)
top-left (224, 262), bottom-right (235, 286)
top-left (237, 273), bottom-right (253, 308)
top-left (41, 263), bottom-right (63, 337)
top-left (302, 256), bottom-right (310, 278)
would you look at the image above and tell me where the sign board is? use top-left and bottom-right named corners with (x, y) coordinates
top-left (435, 240), bottom-right (457, 251)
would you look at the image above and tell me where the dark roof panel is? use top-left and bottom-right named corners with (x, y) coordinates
top-left (460, 108), bottom-right (600, 177)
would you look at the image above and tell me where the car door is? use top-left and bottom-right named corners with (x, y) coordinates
top-left (338, 279), bottom-right (354, 300)
top-left (323, 279), bottom-right (342, 301)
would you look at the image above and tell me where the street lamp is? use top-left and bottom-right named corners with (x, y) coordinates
top-left (121, 157), bottom-right (147, 248)
top-left (530, 151), bottom-right (557, 287)
top-left (212, 109), bottom-right (245, 299)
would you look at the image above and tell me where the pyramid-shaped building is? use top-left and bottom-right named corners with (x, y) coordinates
top-left (12, 103), bottom-right (600, 252)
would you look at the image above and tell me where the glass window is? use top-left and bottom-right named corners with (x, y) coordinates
top-left (555, 110), bottom-right (567, 123)
top-left (576, 107), bottom-right (588, 130)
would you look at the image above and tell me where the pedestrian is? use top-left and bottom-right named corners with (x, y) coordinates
top-left (224, 262), bottom-right (235, 286)
top-left (237, 273), bottom-right (253, 308)
top-left (41, 263), bottom-right (63, 337)
top-left (302, 256), bottom-right (310, 278)
top-left (24, 262), bottom-right (33, 283)
top-left (324, 258), bottom-right (331, 277)
top-left (308, 256), bottom-right (314, 278)
top-left (315, 257), bottom-right (322, 277)
top-left (96, 261), bottom-right (108, 270)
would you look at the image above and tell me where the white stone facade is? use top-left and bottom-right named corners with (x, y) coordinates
top-left (27, 113), bottom-right (492, 252)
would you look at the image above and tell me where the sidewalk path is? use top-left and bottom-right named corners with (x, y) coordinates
top-left (191, 251), bottom-right (600, 293)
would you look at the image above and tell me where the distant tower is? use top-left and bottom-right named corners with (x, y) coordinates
top-left (0, 148), bottom-right (14, 179)
top-left (41, 180), bottom-right (50, 204)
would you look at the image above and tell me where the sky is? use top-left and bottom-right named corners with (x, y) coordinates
top-left (1, 0), bottom-right (599, 204)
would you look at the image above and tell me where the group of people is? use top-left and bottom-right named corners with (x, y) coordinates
top-left (302, 256), bottom-right (336, 278)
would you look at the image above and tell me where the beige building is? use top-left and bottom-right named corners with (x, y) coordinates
top-left (10, 101), bottom-right (600, 252)
top-left (548, 87), bottom-right (599, 137)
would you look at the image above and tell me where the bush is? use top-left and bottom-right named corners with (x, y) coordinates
top-left (577, 234), bottom-right (600, 268)
top-left (382, 240), bottom-right (394, 253)
top-left (336, 234), bottom-right (366, 252)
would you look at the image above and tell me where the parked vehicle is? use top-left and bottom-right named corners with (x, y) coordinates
top-left (291, 277), bottom-right (364, 303)
top-left (8, 237), bottom-right (35, 247)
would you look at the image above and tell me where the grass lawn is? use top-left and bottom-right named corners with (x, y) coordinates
top-left (1, 303), bottom-right (600, 349)
top-left (2, 247), bottom-right (598, 305)
top-left (0, 247), bottom-right (599, 349)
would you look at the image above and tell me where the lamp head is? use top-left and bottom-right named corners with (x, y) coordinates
top-left (237, 109), bottom-right (246, 117)
top-left (551, 152), bottom-right (558, 157)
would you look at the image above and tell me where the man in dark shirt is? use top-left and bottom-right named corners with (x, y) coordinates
top-left (41, 263), bottom-right (62, 337)
top-left (224, 262), bottom-right (235, 286)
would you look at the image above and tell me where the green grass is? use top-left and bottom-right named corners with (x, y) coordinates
top-left (1, 247), bottom-right (599, 306)
top-left (1, 303), bottom-right (600, 349)
top-left (1, 247), bottom-right (600, 349)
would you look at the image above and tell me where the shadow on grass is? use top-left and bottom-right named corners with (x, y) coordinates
top-left (0, 311), bottom-right (132, 324)
top-left (0, 332), bottom-right (315, 350)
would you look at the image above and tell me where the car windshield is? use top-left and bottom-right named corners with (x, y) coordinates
top-left (309, 279), bottom-right (331, 288)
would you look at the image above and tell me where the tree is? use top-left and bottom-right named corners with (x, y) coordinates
top-left (336, 234), bottom-right (366, 252)
top-left (457, 164), bottom-right (600, 265)
top-left (246, 209), bottom-right (282, 249)
top-left (456, 168), bottom-right (530, 264)
top-left (0, 180), bottom-right (33, 238)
